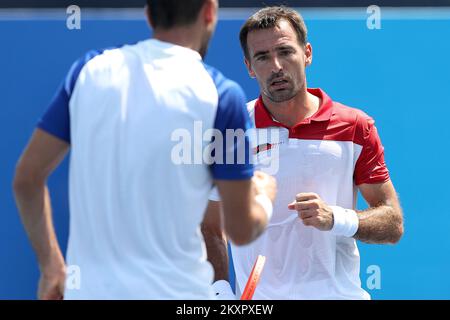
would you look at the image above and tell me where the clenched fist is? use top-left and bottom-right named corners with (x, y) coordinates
top-left (252, 171), bottom-right (277, 203)
top-left (288, 193), bottom-right (334, 231)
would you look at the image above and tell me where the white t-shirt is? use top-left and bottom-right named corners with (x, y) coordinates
top-left (38, 39), bottom-right (254, 299)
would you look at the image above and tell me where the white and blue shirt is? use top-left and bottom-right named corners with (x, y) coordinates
top-left (38, 39), bottom-right (253, 299)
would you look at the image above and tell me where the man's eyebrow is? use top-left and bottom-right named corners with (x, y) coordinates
top-left (276, 45), bottom-right (295, 51)
top-left (253, 50), bottom-right (269, 59)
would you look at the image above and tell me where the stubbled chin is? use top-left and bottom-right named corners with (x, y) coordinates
top-left (267, 91), bottom-right (296, 103)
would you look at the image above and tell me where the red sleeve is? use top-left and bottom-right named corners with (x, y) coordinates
top-left (354, 115), bottom-right (390, 185)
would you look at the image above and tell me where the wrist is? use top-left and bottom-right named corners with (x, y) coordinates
top-left (329, 206), bottom-right (359, 237)
top-left (39, 253), bottom-right (66, 277)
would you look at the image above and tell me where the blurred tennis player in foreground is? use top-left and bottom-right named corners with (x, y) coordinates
top-left (204, 6), bottom-right (404, 299)
top-left (13, 0), bottom-right (276, 299)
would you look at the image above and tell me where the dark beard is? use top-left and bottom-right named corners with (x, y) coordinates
top-left (266, 86), bottom-right (298, 103)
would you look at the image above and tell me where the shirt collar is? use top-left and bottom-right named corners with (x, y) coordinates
top-left (254, 88), bottom-right (334, 128)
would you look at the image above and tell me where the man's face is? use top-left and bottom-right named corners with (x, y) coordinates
top-left (245, 19), bottom-right (312, 103)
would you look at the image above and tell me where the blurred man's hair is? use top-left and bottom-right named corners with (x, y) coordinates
top-left (240, 6), bottom-right (308, 60)
top-left (147, 0), bottom-right (207, 29)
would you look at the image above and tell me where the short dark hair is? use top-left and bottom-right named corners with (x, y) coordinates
top-left (239, 6), bottom-right (308, 60)
top-left (147, 0), bottom-right (206, 29)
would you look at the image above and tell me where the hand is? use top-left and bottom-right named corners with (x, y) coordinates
top-left (252, 171), bottom-right (277, 203)
top-left (288, 193), bottom-right (334, 231)
top-left (38, 261), bottom-right (66, 300)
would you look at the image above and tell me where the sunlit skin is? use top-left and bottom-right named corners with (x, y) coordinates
top-left (244, 19), bottom-right (320, 128)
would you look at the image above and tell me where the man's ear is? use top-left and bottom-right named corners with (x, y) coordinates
top-left (144, 5), bottom-right (155, 29)
top-left (305, 43), bottom-right (313, 67)
top-left (202, 0), bottom-right (218, 26)
top-left (245, 58), bottom-right (256, 78)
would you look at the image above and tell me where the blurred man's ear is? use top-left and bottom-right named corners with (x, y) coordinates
top-left (202, 0), bottom-right (218, 26)
top-left (245, 58), bottom-right (256, 79)
top-left (305, 43), bottom-right (313, 66)
top-left (144, 5), bottom-right (155, 29)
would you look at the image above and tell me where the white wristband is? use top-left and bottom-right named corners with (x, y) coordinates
top-left (212, 280), bottom-right (236, 300)
top-left (255, 194), bottom-right (273, 222)
top-left (330, 206), bottom-right (359, 237)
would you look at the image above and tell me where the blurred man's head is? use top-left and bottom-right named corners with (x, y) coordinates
top-left (240, 7), bottom-right (312, 103)
top-left (146, 0), bottom-right (218, 58)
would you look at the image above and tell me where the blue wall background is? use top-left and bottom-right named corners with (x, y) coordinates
top-left (1, 9), bottom-right (449, 299)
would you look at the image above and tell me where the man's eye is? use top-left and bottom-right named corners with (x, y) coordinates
top-left (256, 55), bottom-right (267, 61)
top-left (280, 50), bottom-right (292, 56)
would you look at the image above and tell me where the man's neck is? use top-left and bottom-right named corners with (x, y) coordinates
top-left (153, 27), bottom-right (202, 54)
top-left (262, 89), bottom-right (320, 128)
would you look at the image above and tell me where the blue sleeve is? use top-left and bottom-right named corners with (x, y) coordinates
top-left (204, 65), bottom-right (254, 180)
top-left (36, 49), bottom-right (107, 143)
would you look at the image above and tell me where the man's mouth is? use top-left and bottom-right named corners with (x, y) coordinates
top-left (270, 78), bottom-right (289, 89)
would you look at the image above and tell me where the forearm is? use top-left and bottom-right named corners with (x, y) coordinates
top-left (13, 180), bottom-right (65, 273)
top-left (354, 205), bottom-right (403, 244)
top-left (201, 223), bottom-right (229, 281)
top-left (216, 172), bottom-right (275, 246)
top-left (201, 200), bottom-right (236, 299)
top-left (224, 200), bottom-right (268, 246)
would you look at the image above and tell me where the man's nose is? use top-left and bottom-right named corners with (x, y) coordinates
top-left (270, 56), bottom-right (283, 73)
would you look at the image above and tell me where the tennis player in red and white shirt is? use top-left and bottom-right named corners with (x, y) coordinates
top-left (204, 6), bottom-right (404, 300)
